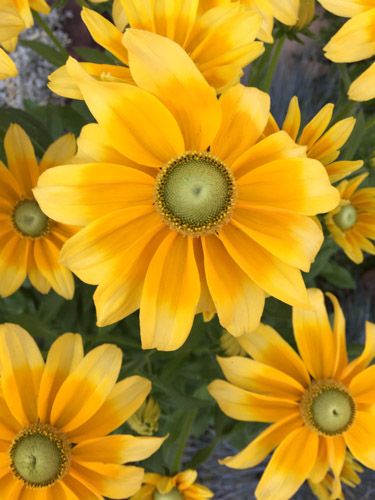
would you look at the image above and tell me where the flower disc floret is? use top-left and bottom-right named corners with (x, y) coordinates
top-left (333, 204), bottom-right (357, 230)
top-left (154, 151), bottom-right (237, 237)
top-left (154, 489), bottom-right (184, 500)
top-left (9, 422), bottom-right (71, 488)
top-left (12, 199), bottom-right (50, 238)
top-left (300, 379), bottom-right (356, 436)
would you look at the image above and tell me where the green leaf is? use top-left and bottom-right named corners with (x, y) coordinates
top-left (321, 262), bottom-right (356, 289)
top-left (19, 40), bottom-right (67, 67)
top-left (73, 46), bottom-right (118, 65)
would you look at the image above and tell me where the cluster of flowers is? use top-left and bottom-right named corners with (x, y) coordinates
top-left (0, 0), bottom-right (375, 498)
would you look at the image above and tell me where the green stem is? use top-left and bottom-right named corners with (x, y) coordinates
top-left (263, 34), bottom-right (286, 92)
top-left (365, 115), bottom-right (375, 131)
top-left (171, 408), bottom-right (197, 474)
top-left (33, 11), bottom-right (69, 59)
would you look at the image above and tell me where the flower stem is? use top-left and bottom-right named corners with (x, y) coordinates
top-left (171, 408), bottom-right (197, 474)
top-left (33, 11), bottom-right (69, 59)
top-left (263, 34), bottom-right (286, 92)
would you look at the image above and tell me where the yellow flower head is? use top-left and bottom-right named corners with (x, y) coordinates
top-left (127, 396), bottom-right (161, 436)
top-left (308, 452), bottom-right (363, 500)
top-left (35, 32), bottom-right (339, 351)
top-left (0, 323), bottom-right (165, 498)
top-left (325, 173), bottom-right (375, 263)
top-left (209, 288), bottom-right (375, 500)
top-left (131, 470), bottom-right (214, 500)
top-left (264, 96), bottom-right (363, 183)
top-left (0, 124), bottom-right (79, 299)
top-left (319, 0), bottom-right (375, 101)
top-left (48, 0), bottom-right (265, 98)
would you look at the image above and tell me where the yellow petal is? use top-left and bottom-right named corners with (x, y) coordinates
top-left (292, 288), bottom-right (336, 379)
top-left (122, 29), bottom-right (220, 151)
top-left (308, 438), bottom-right (329, 483)
top-left (220, 413), bottom-right (303, 469)
top-left (348, 61), bottom-right (375, 101)
top-left (308, 117), bottom-right (356, 162)
top-left (0, 235), bottom-right (29, 298)
top-left (62, 475), bottom-right (102, 499)
top-left (327, 435), bottom-right (346, 478)
top-left (340, 321), bottom-right (375, 385)
top-left (208, 379), bottom-right (299, 422)
top-left (120, 0), bottom-right (155, 31)
top-left (140, 232), bottom-right (201, 351)
top-left (319, 0), bottom-right (373, 17)
top-left (0, 323), bottom-right (44, 426)
top-left (65, 57), bottom-right (185, 167)
top-left (344, 411), bottom-right (375, 469)
top-left (298, 103), bottom-right (334, 150)
top-left (326, 292), bottom-right (348, 378)
top-left (255, 426), bottom-right (318, 500)
top-left (0, 0), bottom-right (25, 43)
top-left (349, 363), bottom-right (375, 404)
top-left (270, 0), bottom-right (299, 25)
top-left (112, 0), bottom-right (128, 31)
top-left (51, 344), bottom-right (122, 432)
top-left (281, 96), bottom-right (300, 141)
top-left (0, 48), bottom-right (17, 79)
top-left (38, 333), bottom-right (84, 423)
top-left (326, 160), bottom-right (363, 183)
top-left (39, 134), bottom-right (77, 174)
top-left (29, 0), bottom-right (50, 14)
top-left (211, 84), bottom-right (270, 165)
top-left (152, 0), bottom-right (199, 46)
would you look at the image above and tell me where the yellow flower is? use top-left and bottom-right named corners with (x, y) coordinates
top-left (308, 452), bottom-right (363, 500)
top-left (325, 173), bottom-right (375, 263)
top-left (220, 329), bottom-right (248, 357)
top-left (127, 396), bottom-right (161, 436)
top-left (209, 288), bottom-right (375, 500)
top-left (320, 0), bottom-right (375, 101)
top-left (48, 0), bottom-right (265, 98)
top-left (264, 96), bottom-right (363, 183)
top-left (131, 470), bottom-right (213, 500)
top-left (34, 31), bottom-right (339, 351)
top-left (0, 323), bottom-right (165, 498)
top-left (0, 124), bottom-right (78, 299)
top-left (0, 0), bottom-right (25, 78)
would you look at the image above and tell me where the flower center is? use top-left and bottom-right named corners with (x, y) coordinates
top-left (333, 204), bottom-right (357, 231)
top-left (300, 379), bottom-right (356, 436)
top-left (154, 488), bottom-right (184, 500)
top-left (9, 422), bottom-right (71, 488)
top-left (154, 151), bottom-right (237, 237)
top-left (12, 199), bottom-right (50, 238)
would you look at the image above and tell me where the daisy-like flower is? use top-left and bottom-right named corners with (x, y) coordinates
top-left (209, 288), bottom-right (375, 500)
top-left (48, 0), bottom-right (265, 98)
top-left (34, 31), bottom-right (339, 351)
top-left (0, 0), bottom-right (25, 79)
top-left (319, 0), bottom-right (375, 101)
top-left (325, 172), bottom-right (375, 263)
top-left (0, 124), bottom-right (78, 299)
top-left (0, 323), bottom-right (165, 499)
top-left (264, 96), bottom-right (363, 183)
top-left (131, 470), bottom-right (213, 500)
top-left (308, 452), bottom-right (363, 500)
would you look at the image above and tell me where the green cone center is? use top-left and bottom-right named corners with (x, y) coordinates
top-left (333, 204), bottom-right (357, 230)
top-left (154, 488), bottom-right (184, 500)
top-left (13, 199), bottom-right (49, 237)
top-left (154, 151), bottom-right (237, 237)
top-left (301, 379), bottom-right (356, 436)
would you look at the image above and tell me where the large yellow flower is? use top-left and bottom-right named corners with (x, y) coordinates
top-left (0, 124), bottom-right (78, 299)
top-left (320, 0), bottom-right (375, 101)
top-left (209, 289), bottom-right (375, 499)
top-left (0, 323), bottom-right (165, 499)
top-left (131, 470), bottom-right (213, 500)
top-left (48, 0), bottom-right (264, 98)
top-left (35, 31), bottom-right (339, 351)
top-left (325, 173), bottom-right (375, 263)
top-left (264, 96), bottom-right (363, 183)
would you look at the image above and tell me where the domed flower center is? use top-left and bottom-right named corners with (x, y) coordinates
top-left (154, 488), bottom-right (184, 500)
top-left (9, 422), bottom-right (71, 488)
top-left (12, 199), bottom-right (50, 238)
top-left (154, 151), bottom-right (237, 237)
top-left (300, 379), bottom-right (356, 436)
top-left (333, 204), bottom-right (357, 231)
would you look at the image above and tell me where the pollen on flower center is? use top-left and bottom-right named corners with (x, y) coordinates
top-left (12, 199), bottom-right (50, 238)
top-left (153, 488), bottom-right (184, 500)
top-left (154, 151), bottom-right (237, 237)
top-left (333, 204), bottom-right (357, 231)
top-left (9, 422), bottom-right (71, 488)
top-left (300, 379), bottom-right (356, 436)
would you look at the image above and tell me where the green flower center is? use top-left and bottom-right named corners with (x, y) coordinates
top-left (154, 151), bottom-right (237, 237)
top-left (300, 379), bottom-right (356, 436)
top-left (10, 422), bottom-right (71, 488)
top-left (154, 488), bottom-right (184, 500)
top-left (333, 204), bottom-right (357, 231)
top-left (12, 199), bottom-right (50, 238)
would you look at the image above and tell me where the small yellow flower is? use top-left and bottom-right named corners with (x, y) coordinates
top-left (325, 173), bottom-right (375, 263)
top-left (220, 329), bottom-right (247, 357)
top-left (308, 452), bottom-right (363, 500)
top-left (127, 396), bottom-right (161, 436)
top-left (131, 470), bottom-right (214, 500)
top-left (0, 124), bottom-right (78, 299)
top-left (34, 33), bottom-right (339, 351)
top-left (319, 0), bottom-right (375, 101)
top-left (209, 289), bottom-right (375, 500)
top-left (264, 96), bottom-right (363, 183)
top-left (0, 323), bottom-right (165, 498)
